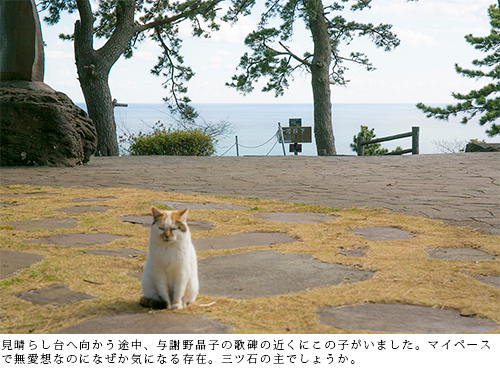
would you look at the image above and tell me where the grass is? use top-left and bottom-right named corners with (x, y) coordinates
top-left (0, 185), bottom-right (499, 334)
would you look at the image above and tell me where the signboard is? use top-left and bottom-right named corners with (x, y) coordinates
top-left (289, 118), bottom-right (302, 127)
top-left (290, 143), bottom-right (302, 153)
top-left (280, 126), bottom-right (312, 143)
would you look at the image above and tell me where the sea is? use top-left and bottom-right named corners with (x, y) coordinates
top-left (101, 103), bottom-right (491, 156)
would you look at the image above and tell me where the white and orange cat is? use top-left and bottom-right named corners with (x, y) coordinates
top-left (140, 206), bottom-right (198, 310)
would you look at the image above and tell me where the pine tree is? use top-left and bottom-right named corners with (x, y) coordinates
top-left (350, 126), bottom-right (388, 155)
top-left (225, 0), bottom-right (401, 155)
top-left (40, 0), bottom-right (222, 155)
top-left (416, 2), bottom-right (500, 137)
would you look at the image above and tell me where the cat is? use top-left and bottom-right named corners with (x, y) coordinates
top-left (140, 206), bottom-right (198, 310)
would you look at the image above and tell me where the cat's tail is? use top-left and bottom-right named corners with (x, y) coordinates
top-left (139, 296), bottom-right (167, 310)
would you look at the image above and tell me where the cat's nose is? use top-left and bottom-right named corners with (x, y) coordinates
top-left (163, 229), bottom-right (174, 241)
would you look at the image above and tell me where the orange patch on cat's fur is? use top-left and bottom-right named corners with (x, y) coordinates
top-left (152, 207), bottom-right (188, 232)
top-left (152, 207), bottom-right (166, 225)
top-left (169, 207), bottom-right (188, 223)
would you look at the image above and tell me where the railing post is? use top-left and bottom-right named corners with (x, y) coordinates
top-left (278, 122), bottom-right (287, 156)
top-left (235, 136), bottom-right (239, 157)
top-left (357, 133), bottom-right (364, 156)
top-left (412, 127), bottom-right (419, 155)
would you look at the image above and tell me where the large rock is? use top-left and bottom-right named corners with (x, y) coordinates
top-left (0, 83), bottom-right (97, 166)
top-left (465, 142), bottom-right (500, 152)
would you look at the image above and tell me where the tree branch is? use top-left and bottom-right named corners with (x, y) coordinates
top-left (75, 0), bottom-right (95, 53)
top-left (154, 27), bottom-right (188, 117)
top-left (96, 0), bottom-right (136, 71)
top-left (278, 41), bottom-right (311, 67)
top-left (135, 0), bottom-right (222, 34)
top-left (135, 13), bottom-right (189, 34)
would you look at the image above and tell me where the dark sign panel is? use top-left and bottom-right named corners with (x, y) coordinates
top-left (280, 126), bottom-right (312, 143)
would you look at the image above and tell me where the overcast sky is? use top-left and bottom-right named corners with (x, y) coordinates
top-left (40, 0), bottom-right (494, 105)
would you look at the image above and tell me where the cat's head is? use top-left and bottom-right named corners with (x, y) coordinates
top-left (151, 206), bottom-right (189, 242)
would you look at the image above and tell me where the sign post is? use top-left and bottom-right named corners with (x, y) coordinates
top-left (278, 118), bottom-right (312, 155)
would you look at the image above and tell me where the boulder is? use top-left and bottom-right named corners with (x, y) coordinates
top-left (465, 142), bottom-right (500, 153)
top-left (0, 83), bottom-right (97, 167)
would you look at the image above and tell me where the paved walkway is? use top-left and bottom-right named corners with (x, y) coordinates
top-left (2, 153), bottom-right (499, 235)
top-left (1, 152), bottom-right (499, 334)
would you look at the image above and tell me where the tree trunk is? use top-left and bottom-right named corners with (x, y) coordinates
top-left (73, 0), bottom-right (136, 156)
top-left (307, 0), bottom-right (336, 155)
top-left (77, 66), bottom-right (118, 156)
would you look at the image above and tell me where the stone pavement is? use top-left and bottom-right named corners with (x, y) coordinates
top-left (1, 153), bottom-right (499, 334)
top-left (1, 153), bottom-right (498, 235)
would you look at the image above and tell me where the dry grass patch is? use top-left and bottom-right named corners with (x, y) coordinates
top-left (1, 185), bottom-right (499, 334)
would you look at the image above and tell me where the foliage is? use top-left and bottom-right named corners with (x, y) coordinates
top-left (416, 2), bottom-right (500, 137)
top-left (124, 122), bottom-right (216, 156)
top-left (225, 0), bottom-right (400, 96)
top-left (350, 125), bottom-right (402, 155)
top-left (38, 0), bottom-right (223, 122)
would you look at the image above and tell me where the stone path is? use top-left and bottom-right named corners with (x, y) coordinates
top-left (198, 251), bottom-right (374, 299)
top-left (317, 304), bottom-right (498, 333)
top-left (1, 153), bottom-right (499, 334)
top-left (17, 283), bottom-right (97, 306)
top-left (1, 153), bottom-right (498, 234)
top-left (7, 218), bottom-right (78, 231)
top-left (1, 250), bottom-right (45, 279)
top-left (55, 205), bottom-right (113, 213)
top-left (253, 212), bottom-right (337, 223)
top-left (193, 232), bottom-right (297, 251)
top-left (24, 233), bottom-right (129, 247)
top-left (54, 313), bottom-right (233, 334)
top-left (347, 226), bottom-right (414, 241)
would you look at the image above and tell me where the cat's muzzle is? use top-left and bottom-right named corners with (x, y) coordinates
top-left (161, 232), bottom-right (175, 242)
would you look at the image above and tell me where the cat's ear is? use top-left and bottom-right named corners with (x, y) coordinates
top-left (151, 207), bottom-right (163, 220)
top-left (178, 207), bottom-right (189, 221)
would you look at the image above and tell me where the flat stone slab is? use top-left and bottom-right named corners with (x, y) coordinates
top-left (25, 233), bottom-right (129, 247)
top-left (198, 251), bottom-right (374, 299)
top-left (83, 248), bottom-right (147, 258)
top-left (473, 275), bottom-right (500, 289)
top-left (17, 284), bottom-right (97, 306)
top-left (1, 250), bottom-right (45, 279)
top-left (338, 247), bottom-right (367, 257)
top-left (425, 248), bottom-right (495, 260)
top-left (316, 304), bottom-right (498, 333)
top-left (253, 212), bottom-right (337, 223)
top-left (347, 227), bottom-right (413, 241)
top-left (7, 218), bottom-right (78, 231)
top-left (55, 206), bottom-right (113, 213)
top-left (118, 215), bottom-right (214, 231)
top-left (152, 200), bottom-right (250, 210)
top-left (72, 198), bottom-right (115, 202)
top-left (194, 232), bottom-right (296, 251)
top-left (54, 312), bottom-right (233, 334)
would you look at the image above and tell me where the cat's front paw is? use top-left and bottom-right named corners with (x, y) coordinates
top-left (170, 302), bottom-right (184, 310)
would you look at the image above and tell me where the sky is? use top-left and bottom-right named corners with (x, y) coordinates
top-left (39, 0), bottom-right (495, 105)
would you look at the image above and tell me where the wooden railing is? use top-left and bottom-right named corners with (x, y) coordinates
top-left (357, 127), bottom-right (420, 156)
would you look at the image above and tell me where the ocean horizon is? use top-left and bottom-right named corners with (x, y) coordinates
top-left (79, 103), bottom-right (492, 156)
